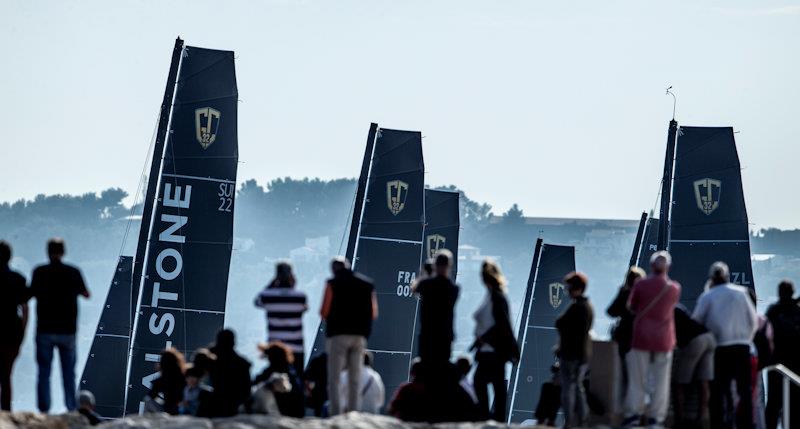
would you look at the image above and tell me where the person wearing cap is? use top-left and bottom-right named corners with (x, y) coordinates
top-left (622, 251), bottom-right (681, 429)
top-left (693, 261), bottom-right (758, 429)
top-left (555, 271), bottom-right (594, 429)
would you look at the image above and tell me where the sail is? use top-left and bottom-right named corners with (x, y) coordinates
top-left (354, 127), bottom-right (425, 401)
top-left (508, 244), bottom-right (576, 423)
top-left (637, 217), bottom-right (660, 270)
top-left (80, 256), bottom-right (133, 418)
top-left (125, 45), bottom-right (238, 413)
top-left (668, 126), bottom-right (753, 308)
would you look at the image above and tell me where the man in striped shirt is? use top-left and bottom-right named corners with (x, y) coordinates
top-left (254, 262), bottom-right (308, 378)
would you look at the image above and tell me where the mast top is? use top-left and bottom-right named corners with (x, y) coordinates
top-left (666, 86), bottom-right (677, 121)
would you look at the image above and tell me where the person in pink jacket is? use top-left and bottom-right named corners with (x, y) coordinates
top-left (622, 251), bottom-right (681, 428)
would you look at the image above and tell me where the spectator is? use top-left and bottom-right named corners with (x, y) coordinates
top-left (190, 348), bottom-right (216, 385)
top-left (180, 366), bottom-right (213, 416)
top-left (555, 271), bottom-right (594, 429)
top-left (415, 250), bottom-right (460, 366)
top-left (623, 251), bottom-right (681, 428)
top-left (0, 240), bottom-right (27, 411)
top-left (389, 358), bottom-right (429, 422)
top-left (320, 256), bottom-right (377, 415)
top-left (254, 261), bottom-right (308, 378)
top-left (304, 352), bottom-right (328, 417)
top-left (693, 262), bottom-right (758, 429)
top-left (455, 356), bottom-right (478, 405)
top-left (146, 348), bottom-right (186, 415)
top-left (29, 238), bottom-right (90, 413)
top-left (471, 259), bottom-right (518, 421)
top-left (208, 329), bottom-right (252, 417)
top-left (77, 390), bottom-right (101, 425)
top-left (750, 288), bottom-right (773, 429)
top-left (673, 303), bottom-right (716, 427)
top-left (765, 280), bottom-right (800, 429)
top-left (338, 351), bottom-right (385, 414)
top-left (607, 266), bottom-right (645, 409)
top-left (253, 341), bottom-right (304, 417)
top-left (535, 363), bottom-right (562, 427)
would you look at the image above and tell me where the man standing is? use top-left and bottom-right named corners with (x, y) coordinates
top-left (555, 271), bottom-right (594, 429)
top-left (623, 251), bottom-right (681, 428)
top-left (764, 280), bottom-right (800, 429)
top-left (415, 250), bottom-right (460, 366)
top-left (320, 257), bottom-right (377, 415)
top-left (0, 241), bottom-right (28, 411)
top-left (693, 262), bottom-right (758, 429)
top-left (29, 238), bottom-right (89, 413)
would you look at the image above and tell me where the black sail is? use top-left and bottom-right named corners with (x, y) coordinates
top-left (80, 256), bottom-right (134, 418)
top-left (668, 126), bottom-right (753, 307)
top-left (354, 127), bottom-right (425, 401)
top-left (125, 45), bottom-right (238, 414)
top-left (508, 244), bottom-right (576, 423)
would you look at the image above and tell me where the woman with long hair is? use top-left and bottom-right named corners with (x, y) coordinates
top-left (471, 259), bottom-right (519, 421)
top-left (147, 348), bottom-right (187, 415)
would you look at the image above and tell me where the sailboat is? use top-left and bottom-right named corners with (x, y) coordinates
top-left (80, 37), bottom-right (239, 417)
top-left (308, 124), bottom-right (461, 405)
top-left (630, 117), bottom-right (754, 306)
top-left (506, 238), bottom-right (577, 423)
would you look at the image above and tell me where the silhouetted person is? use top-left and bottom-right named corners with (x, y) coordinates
top-left (455, 356), bottom-right (477, 404)
top-left (253, 341), bottom-right (304, 417)
top-left (304, 352), bottom-right (328, 417)
top-left (765, 280), bottom-right (800, 429)
top-left (208, 329), bottom-right (252, 417)
top-left (389, 358), bottom-right (429, 422)
top-left (320, 256), bottom-right (377, 415)
top-left (180, 366), bottom-right (213, 416)
top-left (0, 240), bottom-right (27, 411)
top-left (77, 390), bottom-right (101, 425)
top-left (556, 271), bottom-right (594, 429)
top-left (29, 238), bottom-right (89, 413)
top-left (254, 261), bottom-right (308, 378)
top-left (415, 250), bottom-right (459, 366)
top-left (607, 266), bottom-right (645, 410)
top-left (673, 303), bottom-right (715, 427)
top-left (471, 259), bottom-right (518, 421)
top-left (146, 348), bottom-right (186, 415)
top-left (338, 351), bottom-right (385, 414)
top-left (693, 262), bottom-right (758, 429)
top-left (623, 251), bottom-right (680, 428)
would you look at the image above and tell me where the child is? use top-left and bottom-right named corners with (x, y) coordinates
top-left (180, 366), bottom-right (212, 416)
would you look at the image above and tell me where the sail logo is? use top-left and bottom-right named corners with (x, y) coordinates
top-left (549, 282), bottom-right (565, 309)
top-left (386, 180), bottom-right (409, 215)
top-left (426, 234), bottom-right (446, 259)
top-left (693, 178), bottom-right (722, 215)
top-left (195, 107), bottom-right (221, 149)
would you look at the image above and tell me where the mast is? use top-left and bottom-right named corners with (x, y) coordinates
top-left (657, 119), bottom-right (677, 250)
top-left (345, 123), bottom-right (379, 262)
top-left (629, 211), bottom-right (648, 267)
top-left (506, 237), bottom-right (543, 420)
top-left (129, 37), bottom-right (184, 323)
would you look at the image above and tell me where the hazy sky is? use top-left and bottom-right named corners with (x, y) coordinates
top-left (3, 1), bottom-right (799, 229)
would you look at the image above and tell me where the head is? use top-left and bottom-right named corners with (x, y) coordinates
top-left (779, 280), bottom-right (795, 302)
top-left (434, 249), bottom-right (453, 277)
top-left (455, 356), bottom-right (472, 377)
top-left (481, 259), bottom-right (507, 292)
top-left (0, 240), bottom-right (11, 267)
top-left (624, 266), bottom-right (646, 289)
top-left (158, 348), bottom-right (186, 378)
top-left (185, 366), bottom-right (203, 387)
top-left (564, 271), bottom-right (588, 298)
top-left (191, 348), bottom-right (216, 374)
top-left (649, 251), bottom-right (672, 275)
top-left (708, 262), bottom-right (730, 286)
top-left (215, 329), bottom-right (236, 352)
top-left (363, 351), bottom-right (374, 368)
top-left (330, 256), bottom-right (350, 275)
top-left (271, 261), bottom-right (295, 288)
top-left (47, 238), bottom-right (65, 262)
top-left (77, 390), bottom-right (95, 411)
top-left (261, 341), bottom-right (294, 368)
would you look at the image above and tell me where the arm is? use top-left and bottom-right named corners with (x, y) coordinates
top-left (371, 291), bottom-right (379, 320)
top-left (77, 270), bottom-right (90, 298)
top-left (21, 303), bottom-right (28, 332)
top-left (627, 285), bottom-right (639, 314)
top-left (692, 295), bottom-right (708, 325)
top-left (320, 284), bottom-right (333, 320)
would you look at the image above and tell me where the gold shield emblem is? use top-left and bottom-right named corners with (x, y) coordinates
top-left (549, 282), bottom-right (565, 309)
top-left (386, 180), bottom-right (409, 215)
top-left (195, 107), bottom-right (221, 149)
top-left (426, 234), bottom-right (446, 259)
top-left (693, 178), bottom-right (722, 215)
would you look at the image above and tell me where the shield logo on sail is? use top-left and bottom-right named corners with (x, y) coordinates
top-left (426, 234), bottom-right (446, 259)
top-left (693, 178), bottom-right (722, 215)
top-left (386, 180), bottom-right (409, 216)
top-left (549, 283), bottom-right (565, 309)
top-left (195, 107), bottom-right (221, 149)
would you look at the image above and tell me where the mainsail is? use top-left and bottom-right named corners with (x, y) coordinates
top-left (507, 241), bottom-right (576, 423)
top-left (668, 126), bottom-right (754, 306)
